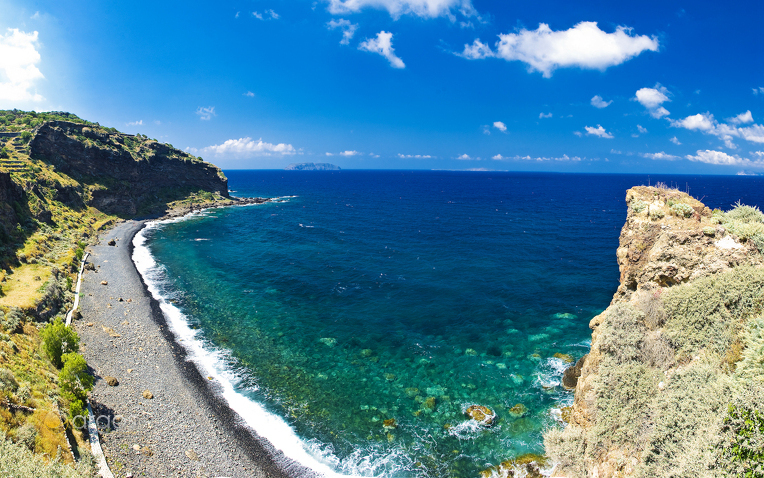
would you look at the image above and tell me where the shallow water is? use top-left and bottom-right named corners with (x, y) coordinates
top-left (136, 171), bottom-right (764, 477)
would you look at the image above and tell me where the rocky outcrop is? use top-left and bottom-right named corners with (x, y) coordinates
top-left (30, 121), bottom-right (229, 215)
top-left (550, 186), bottom-right (764, 478)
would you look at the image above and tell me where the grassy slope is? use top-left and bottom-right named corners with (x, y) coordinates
top-left (0, 109), bottom-right (234, 476)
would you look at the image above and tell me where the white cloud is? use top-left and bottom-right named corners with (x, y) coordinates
top-left (458, 39), bottom-right (493, 59)
top-left (482, 125), bottom-right (491, 135)
top-left (637, 124), bottom-right (648, 134)
top-left (753, 87), bottom-right (764, 95)
top-left (492, 154), bottom-right (505, 160)
top-left (252, 11), bottom-right (263, 19)
top-left (244, 91), bottom-right (255, 97)
top-left (0, 28), bottom-right (45, 103)
top-left (325, 152), bottom-right (334, 156)
top-left (196, 106), bottom-right (216, 120)
top-left (31, 11), bottom-right (41, 20)
top-left (327, 19), bottom-right (359, 45)
top-left (574, 131), bottom-right (583, 137)
top-left (460, 22), bottom-right (658, 77)
top-left (340, 150), bottom-right (361, 156)
top-left (235, 11), bottom-right (240, 18)
top-left (493, 121), bottom-right (507, 132)
top-left (398, 153), bottom-right (433, 158)
top-left (634, 84), bottom-right (671, 117)
top-left (126, 120), bottom-right (143, 126)
top-left (457, 153), bottom-right (472, 160)
top-left (359, 31), bottom-right (405, 69)
top-left (671, 112), bottom-right (715, 131)
top-left (327, 0), bottom-right (477, 19)
top-left (585, 124), bottom-right (613, 138)
top-left (369, 152), bottom-right (380, 158)
top-left (670, 136), bottom-right (681, 145)
top-left (685, 150), bottom-right (754, 166)
top-left (460, 21), bottom-right (474, 29)
top-left (539, 112), bottom-right (552, 119)
top-left (635, 86), bottom-right (669, 109)
top-left (641, 151), bottom-right (680, 160)
top-left (591, 95), bottom-right (612, 108)
top-left (202, 137), bottom-right (296, 158)
top-left (266, 9), bottom-right (280, 19)
top-left (728, 110), bottom-right (753, 125)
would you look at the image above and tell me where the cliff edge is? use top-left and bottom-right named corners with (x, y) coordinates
top-left (546, 186), bottom-right (764, 478)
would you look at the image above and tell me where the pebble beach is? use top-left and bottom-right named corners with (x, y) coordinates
top-left (75, 218), bottom-right (312, 478)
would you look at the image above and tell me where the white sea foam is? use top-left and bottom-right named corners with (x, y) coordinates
top-left (133, 220), bottom-right (372, 478)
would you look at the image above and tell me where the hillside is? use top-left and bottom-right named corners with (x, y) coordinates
top-left (0, 109), bottom-right (251, 476)
top-left (546, 186), bottom-right (764, 478)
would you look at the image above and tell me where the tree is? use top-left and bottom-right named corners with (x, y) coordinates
top-left (40, 318), bottom-right (79, 368)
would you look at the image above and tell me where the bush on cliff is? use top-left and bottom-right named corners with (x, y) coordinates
top-left (0, 431), bottom-right (92, 478)
top-left (40, 317), bottom-right (79, 368)
top-left (662, 265), bottom-right (764, 359)
top-left (58, 352), bottom-right (93, 419)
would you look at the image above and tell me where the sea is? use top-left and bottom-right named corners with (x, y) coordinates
top-left (132, 171), bottom-right (764, 478)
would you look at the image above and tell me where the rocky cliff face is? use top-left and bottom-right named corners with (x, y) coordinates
top-left (547, 186), bottom-right (764, 478)
top-left (30, 121), bottom-right (228, 215)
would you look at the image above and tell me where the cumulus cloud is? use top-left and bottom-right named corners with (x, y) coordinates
top-left (753, 87), bottom-right (764, 95)
top-left (196, 106), bottom-right (216, 120)
top-left (457, 153), bottom-right (472, 160)
top-left (634, 84), bottom-right (670, 117)
top-left (459, 22), bottom-right (658, 77)
top-left (641, 151), bottom-right (680, 160)
top-left (610, 149), bottom-right (622, 154)
top-left (327, 19), bottom-right (359, 45)
top-left (539, 112), bottom-right (552, 119)
top-left (492, 154), bottom-right (505, 160)
top-left (728, 110), bottom-right (754, 125)
top-left (126, 120), bottom-right (143, 126)
top-left (244, 91), bottom-right (255, 97)
top-left (0, 28), bottom-right (45, 103)
top-left (585, 125), bottom-right (613, 138)
top-left (340, 150), bottom-right (361, 156)
top-left (359, 31), bottom-right (405, 68)
top-left (637, 125), bottom-right (648, 134)
top-left (670, 112), bottom-right (764, 148)
top-left (202, 137), bottom-right (296, 158)
top-left (398, 153), bottom-right (433, 158)
top-left (591, 95), bottom-right (612, 108)
top-left (684, 150), bottom-right (763, 167)
top-left (493, 121), bottom-right (507, 132)
top-left (670, 136), bottom-right (681, 145)
top-left (327, 0), bottom-right (477, 19)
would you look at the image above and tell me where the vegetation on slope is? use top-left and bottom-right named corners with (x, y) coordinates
top-left (0, 109), bottom-right (237, 476)
top-left (545, 198), bottom-right (764, 478)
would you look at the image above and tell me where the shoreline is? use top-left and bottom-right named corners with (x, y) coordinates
top-left (76, 200), bottom-right (314, 478)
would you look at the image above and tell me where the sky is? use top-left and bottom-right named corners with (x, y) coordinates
top-left (0, 0), bottom-right (763, 173)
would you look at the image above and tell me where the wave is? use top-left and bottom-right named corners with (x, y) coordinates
top-left (132, 219), bottom-right (371, 478)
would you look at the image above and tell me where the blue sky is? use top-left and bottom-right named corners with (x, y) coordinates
top-left (1, 0), bottom-right (763, 173)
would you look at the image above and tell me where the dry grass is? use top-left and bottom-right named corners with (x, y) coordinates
top-left (0, 264), bottom-right (50, 309)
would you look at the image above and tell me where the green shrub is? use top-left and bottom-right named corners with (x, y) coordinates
top-left (0, 432), bottom-right (92, 477)
top-left (598, 303), bottom-right (647, 364)
top-left (670, 203), bottom-right (695, 218)
top-left (0, 368), bottom-right (18, 394)
top-left (0, 308), bottom-right (23, 333)
top-left (40, 318), bottom-right (79, 368)
top-left (631, 200), bottom-right (648, 213)
top-left (726, 202), bottom-right (764, 224)
top-left (58, 352), bottom-right (93, 419)
top-left (650, 209), bottom-right (665, 220)
top-left (14, 423), bottom-right (36, 451)
top-left (544, 426), bottom-right (587, 478)
top-left (635, 289), bottom-right (667, 329)
top-left (637, 359), bottom-right (735, 478)
top-left (19, 131), bottom-right (32, 143)
top-left (662, 266), bottom-right (764, 358)
top-left (717, 383), bottom-right (764, 477)
top-left (736, 317), bottom-right (764, 380)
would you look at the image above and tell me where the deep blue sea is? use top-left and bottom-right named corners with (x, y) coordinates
top-left (132, 171), bottom-right (764, 477)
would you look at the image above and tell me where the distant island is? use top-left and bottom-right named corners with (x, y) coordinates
top-left (285, 162), bottom-right (340, 171)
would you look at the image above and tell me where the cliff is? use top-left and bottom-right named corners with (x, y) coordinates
top-left (546, 186), bottom-right (764, 478)
top-left (30, 121), bottom-right (229, 216)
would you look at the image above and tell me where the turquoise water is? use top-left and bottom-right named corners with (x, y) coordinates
top-left (137, 171), bottom-right (764, 477)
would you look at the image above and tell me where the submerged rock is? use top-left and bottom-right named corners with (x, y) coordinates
top-left (480, 454), bottom-right (548, 478)
top-left (382, 418), bottom-right (397, 430)
top-left (553, 352), bottom-right (575, 363)
top-left (509, 403), bottom-right (528, 418)
top-left (465, 404), bottom-right (496, 426)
